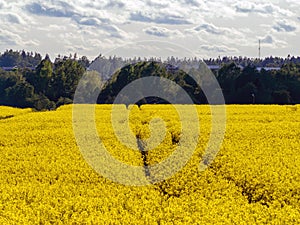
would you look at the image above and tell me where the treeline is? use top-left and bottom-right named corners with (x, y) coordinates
top-left (0, 51), bottom-right (87, 110)
top-left (0, 50), bottom-right (300, 110)
top-left (0, 49), bottom-right (42, 68)
top-left (217, 63), bottom-right (300, 104)
top-left (204, 55), bottom-right (300, 67)
top-left (96, 61), bottom-right (300, 105)
top-left (96, 61), bottom-right (204, 105)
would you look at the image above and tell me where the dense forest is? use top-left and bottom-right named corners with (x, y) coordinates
top-left (96, 60), bottom-right (300, 105)
top-left (0, 50), bottom-right (300, 110)
top-left (0, 50), bottom-right (88, 110)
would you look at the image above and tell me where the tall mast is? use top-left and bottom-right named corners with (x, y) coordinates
top-left (259, 39), bottom-right (261, 59)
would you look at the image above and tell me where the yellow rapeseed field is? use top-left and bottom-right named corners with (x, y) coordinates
top-left (0, 104), bottom-right (299, 224)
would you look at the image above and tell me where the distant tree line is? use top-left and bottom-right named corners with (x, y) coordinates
top-left (0, 50), bottom-right (87, 110)
top-left (97, 61), bottom-right (205, 105)
top-left (0, 49), bottom-right (42, 68)
top-left (204, 55), bottom-right (300, 68)
top-left (217, 63), bottom-right (300, 104)
top-left (96, 61), bottom-right (300, 105)
top-left (0, 50), bottom-right (300, 110)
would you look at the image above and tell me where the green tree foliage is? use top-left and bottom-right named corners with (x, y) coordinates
top-left (97, 61), bottom-right (205, 104)
top-left (48, 59), bottom-right (85, 101)
top-left (33, 94), bottom-right (56, 111)
top-left (217, 63), bottom-right (241, 102)
top-left (215, 63), bottom-right (300, 104)
top-left (0, 49), bottom-right (42, 67)
top-left (0, 54), bottom-right (86, 110)
top-left (0, 69), bottom-right (35, 108)
top-left (272, 90), bottom-right (291, 104)
top-left (35, 59), bottom-right (53, 94)
top-left (1, 51), bottom-right (300, 110)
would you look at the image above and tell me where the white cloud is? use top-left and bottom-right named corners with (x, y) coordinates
top-left (181, 0), bottom-right (201, 7)
top-left (234, 2), bottom-right (294, 17)
top-left (261, 35), bottom-right (273, 44)
top-left (130, 11), bottom-right (192, 25)
top-left (25, 1), bottom-right (76, 18)
top-left (284, 0), bottom-right (300, 6)
top-left (199, 45), bottom-right (238, 53)
top-left (24, 1), bottom-right (120, 26)
top-left (193, 23), bottom-right (225, 35)
top-left (0, 12), bottom-right (24, 24)
top-left (189, 22), bottom-right (248, 46)
top-left (23, 1), bottom-right (133, 40)
top-left (259, 35), bottom-right (287, 48)
top-left (0, 31), bottom-right (19, 46)
top-left (0, 0), bottom-right (299, 59)
top-left (145, 0), bottom-right (169, 8)
top-left (143, 26), bottom-right (183, 37)
top-left (72, 16), bottom-right (129, 38)
top-left (104, 1), bottom-right (126, 9)
top-left (273, 20), bottom-right (297, 32)
top-left (0, 29), bottom-right (39, 47)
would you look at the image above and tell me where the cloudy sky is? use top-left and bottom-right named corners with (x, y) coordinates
top-left (0, 0), bottom-right (299, 60)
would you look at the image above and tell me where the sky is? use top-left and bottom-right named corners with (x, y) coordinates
top-left (0, 0), bottom-right (300, 60)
